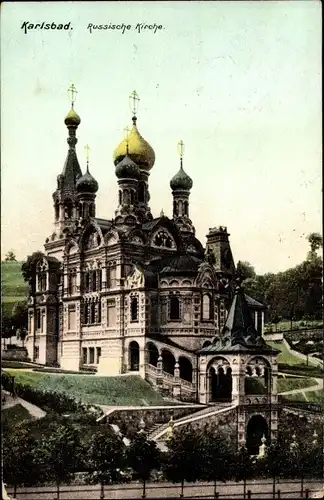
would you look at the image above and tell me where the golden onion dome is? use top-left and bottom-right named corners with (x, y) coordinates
top-left (64, 107), bottom-right (81, 127)
top-left (113, 119), bottom-right (155, 172)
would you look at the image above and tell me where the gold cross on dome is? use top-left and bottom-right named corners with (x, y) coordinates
top-left (177, 140), bottom-right (185, 158)
top-left (129, 90), bottom-right (140, 115)
top-left (68, 83), bottom-right (78, 107)
top-left (124, 126), bottom-right (130, 139)
top-left (84, 144), bottom-right (90, 162)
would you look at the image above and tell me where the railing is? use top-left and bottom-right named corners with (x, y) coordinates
top-left (7, 478), bottom-right (321, 499)
top-left (163, 370), bottom-right (175, 381)
top-left (147, 363), bottom-right (159, 375)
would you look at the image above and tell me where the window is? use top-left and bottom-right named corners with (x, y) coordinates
top-left (55, 202), bottom-right (59, 221)
top-left (107, 265), bottom-right (117, 288)
top-left (98, 269), bottom-right (102, 290)
top-left (107, 299), bottom-right (116, 327)
top-left (84, 272), bottom-right (90, 293)
top-left (96, 347), bottom-right (101, 364)
top-left (131, 297), bottom-right (138, 321)
top-left (169, 296), bottom-right (180, 320)
top-left (97, 302), bottom-right (102, 323)
top-left (34, 346), bottom-right (39, 359)
top-left (89, 347), bottom-right (95, 364)
top-left (68, 305), bottom-right (76, 330)
top-left (83, 302), bottom-right (89, 324)
top-left (92, 270), bottom-right (97, 292)
top-left (68, 271), bottom-right (77, 295)
top-left (36, 310), bottom-right (41, 330)
top-left (82, 347), bottom-right (87, 364)
top-left (90, 303), bottom-right (96, 324)
top-left (202, 294), bottom-right (212, 320)
top-left (38, 273), bottom-right (47, 291)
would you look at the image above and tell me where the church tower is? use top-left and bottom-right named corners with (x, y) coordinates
top-left (52, 84), bottom-right (82, 236)
top-left (76, 145), bottom-right (99, 220)
top-left (170, 140), bottom-right (195, 235)
top-left (113, 91), bottom-right (155, 223)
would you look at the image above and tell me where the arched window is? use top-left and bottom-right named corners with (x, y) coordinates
top-left (64, 201), bottom-right (73, 220)
top-left (202, 294), bottom-right (212, 320)
top-left (173, 200), bottom-right (178, 216)
top-left (131, 297), bottom-right (138, 321)
top-left (118, 190), bottom-right (122, 205)
top-left (130, 190), bottom-right (135, 205)
top-left (169, 296), bottom-right (180, 320)
top-left (184, 200), bottom-right (188, 216)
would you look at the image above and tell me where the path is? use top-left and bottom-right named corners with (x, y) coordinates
top-left (2, 390), bottom-right (46, 419)
top-left (279, 377), bottom-right (323, 398)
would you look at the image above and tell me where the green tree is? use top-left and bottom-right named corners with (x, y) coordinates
top-left (163, 427), bottom-right (205, 497)
top-left (236, 261), bottom-right (256, 280)
top-left (37, 423), bottom-right (83, 499)
top-left (233, 446), bottom-right (255, 500)
top-left (307, 232), bottom-right (323, 257)
top-left (264, 442), bottom-right (290, 499)
top-left (21, 251), bottom-right (45, 289)
top-left (86, 428), bottom-right (125, 499)
top-left (5, 250), bottom-right (16, 261)
top-left (1, 313), bottom-right (14, 347)
top-left (126, 433), bottom-right (161, 499)
top-left (202, 431), bottom-right (232, 497)
top-left (3, 424), bottom-right (41, 495)
top-left (11, 300), bottom-right (28, 345)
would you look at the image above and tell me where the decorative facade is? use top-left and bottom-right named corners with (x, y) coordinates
top-left (25, 89), bottom-right (277, 434)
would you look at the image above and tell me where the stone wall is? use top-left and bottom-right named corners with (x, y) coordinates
top-left (105, 405), bottom-right (202, 437)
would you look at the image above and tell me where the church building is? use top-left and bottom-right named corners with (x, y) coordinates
top-left (25, 87), bottom-right (278, 426)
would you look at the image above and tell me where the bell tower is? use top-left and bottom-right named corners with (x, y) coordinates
top-left (52, 84), bottom-right (82, 237)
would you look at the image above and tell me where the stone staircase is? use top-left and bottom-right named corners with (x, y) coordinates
top-left (149, 402), bottom-right (238, 441)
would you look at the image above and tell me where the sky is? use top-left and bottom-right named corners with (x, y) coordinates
top-left (1, 1), bottom-right (322, 274)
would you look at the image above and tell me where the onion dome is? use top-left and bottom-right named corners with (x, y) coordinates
top-left (113, 118), bottom-right (155, 172)
top-left (115, 154), bottom-right (140, 180)
top-left (76, 165), bottom-right (98, 194)
top-left (170, 164), bottom-right (193, 191)
top-left (64, 107), bottom-right (81, 127)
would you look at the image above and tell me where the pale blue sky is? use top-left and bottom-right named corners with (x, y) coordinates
top-left (1, 1), bottom-right (322, 274)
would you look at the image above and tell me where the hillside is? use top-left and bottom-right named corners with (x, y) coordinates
top-left (1, 261), bottom-right (28, 315)
top-left (3, 370), bottom-right (169, 406)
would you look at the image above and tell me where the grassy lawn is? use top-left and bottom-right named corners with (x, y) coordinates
top-left (305, 390), bottom-right (324, 403)
top-left (264, 319), bottom-right (323, 333)
top-left (3, 370), bottom-right (168, 406)
top-left (267, 340), bottom-right (303, 365)
top-left (1, 261), bottom-right (28, 315)
top-left (277, 377), bottom-right (316, 393)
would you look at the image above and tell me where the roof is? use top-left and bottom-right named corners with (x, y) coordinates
top-left (61, 148), bottom-right (82, 193)
top-left (245, 294), bottom-right (267, 310)
top-left (199, 286), bottom-right (278, 355)
top-left (147, 253), bottom-right (203, 276)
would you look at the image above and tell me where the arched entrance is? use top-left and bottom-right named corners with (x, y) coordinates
top-left (162, 349), bottom-right (175, 375)
top-left (146, 342), bottom-right (159, 366)
top-left (179, 356), bottom-right (192, 382)
top-left (209, 363), bottom-right (232, 402)
top-left (129, 341), bottom-right (140, 371)
top-left (202, 340), bottom-right (212, 348)
top-left (246, 414), bottom-right (268, 455)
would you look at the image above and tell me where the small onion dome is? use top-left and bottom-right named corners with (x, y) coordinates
top-left (76, 167), bottom-right (98, 194)
top-left (170, 164), bottom-right (193, 191)
top-left (64, 107), bottom-right (81, 127)
top-left (115, 154), bottom-right (140, 180)
top-left (113, 121), bottom-right (155, 172)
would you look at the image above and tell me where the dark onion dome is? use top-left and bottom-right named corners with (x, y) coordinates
top-left (115, 154), bottom-right (140, 180)
top-left (64, 107), bottom-right (81, 127)
top-left (76, 166), bottom-right (98, 194)
top-left (170, 164), bottom-right (193, 191)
